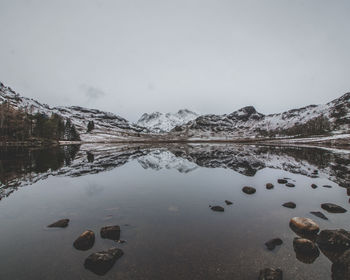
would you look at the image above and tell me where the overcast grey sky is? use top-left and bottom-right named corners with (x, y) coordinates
top-left (0, 0), bottom-right (349, 121)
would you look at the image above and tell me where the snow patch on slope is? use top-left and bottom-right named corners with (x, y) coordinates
top-left (137, 109), bottom-right (198, 133)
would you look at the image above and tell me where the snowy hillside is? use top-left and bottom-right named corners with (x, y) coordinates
top-left (172, 93), bottom-right (350, 140)
top-left (0, 82), bottom-right (147, 142)
top-left (136, 109), bottom-right (198, 133)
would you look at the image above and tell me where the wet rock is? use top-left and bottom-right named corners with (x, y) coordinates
top-left (347, 188), bottom-right (350, 196)
top-left (285, 183), bottom-right (295, 188)
top-left (211, 206), bottom-right (224, 212)
top-left (313, 170), bottom-right (319, 175)
top-left (321, 203), bottom-right (347, 213)
top-left (100, 226), bottom-right (121, 241)
top-left (311, 184), bottom-right (318, 189)
top-left (289, 217), bottom-right (319, 235)
top-left (332, 249), bottom-right (350, 280)
top-left (265, 238), bottom-right (283, 251)
top-left (310, 211), bottom-right (328, 220)
top-left (282, 202), bottom-right (296, 209)
top-left (266, 183), bottom-right (274, 189)
top-left (47, 219), bottom-right (69, 228)
top-left (293, 237), bottom-right (320, 264)
top-left (277, 179), bottom-right (288, 184)
top-left (84, 247), bottom-right (124, 276)
top-left (73, 230), bottom-right (95, 251)
top-left (258, 268), bottom-right (283, 280)
top-left (323, 185), bottom-right (332, 188)
top-left (317, 229), bottom-right (350, 252)
top-left (225, 200), bottom-right (233, 205)
top-left (242, 186), bottom-right (256, 194)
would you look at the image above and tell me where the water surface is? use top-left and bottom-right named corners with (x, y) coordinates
top-left (0, 144), bottom-right (349, 279)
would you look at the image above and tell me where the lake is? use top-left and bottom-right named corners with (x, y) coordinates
top-left (0, 144), bottom-right (349, 279)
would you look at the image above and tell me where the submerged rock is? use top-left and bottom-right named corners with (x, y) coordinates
top-left (282, 202), bottom-right (296, 209)
top-left (277, 179), bottom-right (288, 184)
top-left (310, 211), bottom-right (328, 220)
top-left (293, 237), bottom-right (320, 264)
top-left (258, 268), bottom-right (283, 280)
top-left (242, 186), bottom-right (256, 194)
top-left (47, 219), bottom-right (69, 228)
top-left (332, 249), bottom-right (350, 280)
top-left (100, 226), bottom-right (121, 241)
top-left (265, 238), bottom-right (283, 251)
top-left (285, 183), bottom-right (295, 188)
top-left (211, 206), bottom-right (224, 212)
top-left (84, 247), bottom-right (124, 276)
top-left (323, 185), bottom-right (332, 188)
top-left (317, 229), bottom-right (350, 252)
top-left (311, 184), bottom-right (318, 189)
top-left (266, 183), bottom-right (274, 189)
top-left (73, 230), bottom-right (95, 251)
top-left (321, 203), bottom-right (347, 213)
top-left (289, 217), bottom-right (319, 235)
top-left (225, 200), bottom-right (233, 205)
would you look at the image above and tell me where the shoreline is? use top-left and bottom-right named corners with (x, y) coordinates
top-left (1, 134), bottom-right (349, 150)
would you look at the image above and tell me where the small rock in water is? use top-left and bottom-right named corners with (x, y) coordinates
top-left (310, 211), bottom-right (328, 220)
top-left (100, 225), bottom-right (121, 241)
top-left (258, 268), bottom-right (283, 280)
top-left (347, 188), bottom-right (350, 196)
top-left (332, 249), bottom-right (350, 280)
top-left (117, 239), bottom-right (126, 244)
top-left (242, 186), bottom-right (256, 194)
top-left (285, 183), bottom-right (295, 188)
top-left (311, 184), bottom-right (318, 189)
top-left (293, 237), bottom-right (320, 264)
top-left (313, 170), bottom-right (319, 175)
top-left (47, 219), bottom-right (69, 228)
top-left (289, 217), bottom-right (320, 235)
top-left (321, 203), bottom-right (347, 213)
top-left (282, 202), bottom-right (296, 209)
top-left (211, 206), bottom-right (225, 212)
top-left (73, 230), bottom-right (95, 251)
top-left (278, 179), bottom-right (288, 184)
top-left (84, 247), bottom-right (124, 276)
top-left (225, 200), bottom-right (233, 205)
top-left (323, 185), bottom-right (332, 188)
top-left (265, 238), bottom-right (283, 251)
top-left (266, 183), bottom-right (274, 189)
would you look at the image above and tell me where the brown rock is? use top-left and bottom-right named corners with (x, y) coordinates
top-left (100, 226), bottom-right (121, 241)
top-left (47, 219), bottom-right (69, 228)
top-left (289, 217), bottom-right (319, 235)
top-left (73, 230), bottom-right (95, 251)
top-left (84, 247), bottom-right (124, 276)
top-left (242, 186), bottom-right (256, 194)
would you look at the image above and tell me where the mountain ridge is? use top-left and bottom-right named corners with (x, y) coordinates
top-left (1, 81), bottom-right (349, 142)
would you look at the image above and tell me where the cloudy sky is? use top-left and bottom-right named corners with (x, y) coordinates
top-left (0, 0), bottom-right (349, 121)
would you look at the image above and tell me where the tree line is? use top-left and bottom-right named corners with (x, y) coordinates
top-left (0, 101), bottom-right (80, 142)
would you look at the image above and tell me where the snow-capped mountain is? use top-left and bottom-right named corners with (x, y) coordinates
top-left (0, 82), bottom-right (147, 142)
top-left (171, 93), bottom-right (350, 139)
top-left (136, 109), bottom-right (198, 133)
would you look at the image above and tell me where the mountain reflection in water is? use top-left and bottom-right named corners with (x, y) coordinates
top-left (1, 143), bottom-right (349, 200)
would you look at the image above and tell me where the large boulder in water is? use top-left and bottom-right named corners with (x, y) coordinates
top-left (332, 249), bottom-right (350, 280)
top-left (289, 217), bottom-right (319, 235)
top-left (73, 230), bottom-right (95, 251)
top-left (84, 247), bottom-right (124, 276)
top-left (293, 237), bottom-right (320, 264)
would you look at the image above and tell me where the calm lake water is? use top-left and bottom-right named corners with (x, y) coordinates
top-left (0, 144), bottom-right (349, 279)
